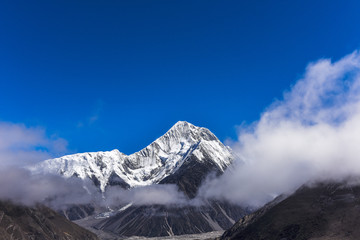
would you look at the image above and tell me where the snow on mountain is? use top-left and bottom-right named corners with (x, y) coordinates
top-left (30, 121), bottom-right (234, 192)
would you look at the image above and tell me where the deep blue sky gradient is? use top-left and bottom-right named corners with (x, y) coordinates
top-left (1, 0), bottom-right (360, 154)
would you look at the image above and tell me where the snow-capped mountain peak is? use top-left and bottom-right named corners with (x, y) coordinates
top-left (30, 121), bottom-right (233, 192)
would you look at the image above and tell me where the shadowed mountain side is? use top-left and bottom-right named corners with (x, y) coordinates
top-left (84, 137), bottom-right (245, 237)
top-left (29, 121), bottom-right (245, 237)
top-left (93, 201), bottom-right (247, 237)
top-left (31, 121), bottom-right (233, 193)
top-left (59, 204), bottom-right (95, 221)
top-left (221, 181), bottom-right (360, 240)
top-left (159, 153), bottom-right (223, 199)
top-left (0, 200), bottom-right (98, 240)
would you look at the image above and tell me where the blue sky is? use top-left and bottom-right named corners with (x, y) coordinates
top-left (1, 0), bottom-right (360, 155)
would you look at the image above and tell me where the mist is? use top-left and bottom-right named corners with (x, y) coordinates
top-left (104, 184), bottom-right (189, 207)
top-left (199, 50), bottom-right (360, 207)
top-left (0, 167), bottom-right (99, 208)
top-left (0, 121), bottom-right (190, 207)
top-left (0, 121), bottom-right (95, 208)
top-left (0, 165), bottom-right (192, 209)
top-left (0, 121), bottom-right (189, 208)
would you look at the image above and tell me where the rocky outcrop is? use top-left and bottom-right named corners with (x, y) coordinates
top-left (94, 201), bottom-right (247, 237)
top-left (29, 121), bottom-right (245, 237)
top-left (221, 181), bottom-right (360, 240)
top-left (0, 200), bottom-right (98, 240)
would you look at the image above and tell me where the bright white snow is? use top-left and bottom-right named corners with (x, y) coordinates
top-left (29, 121), bottom-right (234, 192)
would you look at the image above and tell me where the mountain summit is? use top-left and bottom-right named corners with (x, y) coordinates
top-left (31, 121), bottom-right (234, 194)
top-left (29, 121), bottom-right (246, 237)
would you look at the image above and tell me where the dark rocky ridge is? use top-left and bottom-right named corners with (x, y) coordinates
top-left (60, 204), bottom-right (95, 221)
top-left (0, 200), bottom-right (98, 240)
top-left (159, 153), bottom-right (223, 199)
top-left (82, 141), bottom-right (247, 237)
top-left (94, 201), bottom-right (247, 237)
top-left (31, 121), bottom-right (245, 237)
top-left (221, 181), bottom-right (360, 240)
top-left (107, 171), bottom-right (131, 189)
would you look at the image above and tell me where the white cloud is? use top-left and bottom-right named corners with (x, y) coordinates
top-left (105, 184), bottom-right (189, 207)
top-left (198, 51), bottom-right (360, 207)
top-left (0, 121), bottom-right (68, 166)
top-left (0, 167), bottom-right (96, 207)
top-left (0, 119), bottom-right (191, 208)
top-left (0, 122), bottom-right (87, 208)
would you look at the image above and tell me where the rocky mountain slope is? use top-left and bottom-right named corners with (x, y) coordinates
top-left (30, 121), bottom-right (233, 193)
top-left (221, 181), bottom-right (360, 240)
top-left (91, 201), bottom-right (247, 238)
top-left (0, 200), bottom-right (98, 240)
top-left (30, 121), bottom-right (246, 237)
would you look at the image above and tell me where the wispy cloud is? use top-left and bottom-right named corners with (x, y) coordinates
top-left (104, 185), bottom-right (190, 207)
top-left (0, 167), bottom-right (96, 207)
top-left (0, 121), bottom-right (68, 167)
top-left (199, 50), bottom-right (360, 207)
top-left (0, 121), bottom-right (89, 208)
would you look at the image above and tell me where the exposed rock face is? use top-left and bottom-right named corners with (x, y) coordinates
top-left (86, 139), bottom-right (246, 237)
top-left (30, 121), bottom-right (234, 193)
top-left (221, 181), bottom-right (360, 240)
top-left (159, 151), bottom-right (225, 199)
top-left (59, 204), bottom-right (95, 221)
top-left (93, 201), bottom-right (247, 238)
top-left (80, 140), bottom-right (247, 237)
top-left (0, 200), bottom-right (98, 240)
top-left (30, 121), bottom-right (246, 237)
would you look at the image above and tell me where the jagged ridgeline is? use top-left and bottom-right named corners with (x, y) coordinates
top-left (30, 121), bottom-right (248, 237)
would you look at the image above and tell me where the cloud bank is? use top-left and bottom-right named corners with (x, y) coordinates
top-left (199, 51), bottom-right (360, 207)
top-left (0, 167), bottom-right (98, 208)
top-left (0, 121), bottom-right (91, 208)
top-left (104, 184), bottom-right (189, 207)
top-left (0, 164), bottom-right (189, 208)
top-left (0, 120), bottom-right (189, 208)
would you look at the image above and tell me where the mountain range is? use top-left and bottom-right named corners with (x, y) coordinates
top-left (31, 121), bottom-right (233, 195)
top-left (5, 121), bottom-right (360, 240)
top-left (30, 121), bottom-right (247, 237)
